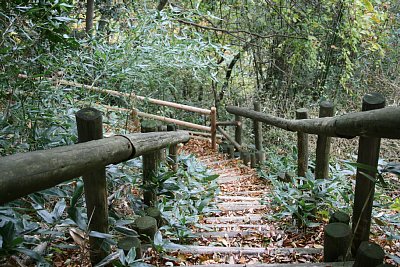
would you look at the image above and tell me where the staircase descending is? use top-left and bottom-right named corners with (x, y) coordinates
top-left (157, 139), bottom-right (352, 266)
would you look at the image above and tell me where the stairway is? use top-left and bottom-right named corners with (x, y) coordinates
top-left (158, 140), bottom-right (346, 266)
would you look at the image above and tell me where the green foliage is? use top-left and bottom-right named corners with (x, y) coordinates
top-left (158, 154), bottom-right (220, 243)
top-left (258, 148), bottom-right (353, 228)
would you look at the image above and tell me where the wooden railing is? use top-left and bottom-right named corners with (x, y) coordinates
top-left (226, 93), bottom-right (400, 259)
top-left (18, 74), bottom-right (218, 149)
top-left (0, 107), bottom-right (190, 264)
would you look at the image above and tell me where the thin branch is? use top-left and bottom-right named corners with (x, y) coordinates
top-left (176, 19), bottom-right (308, 40)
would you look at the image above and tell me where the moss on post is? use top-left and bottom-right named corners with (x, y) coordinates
top-left (329, 210), bottom-right (350, 225)
top-left (324, 222), bottom-right (351, 262)
top-left (76, 107), bottom-right (109, 265)
top-left (117, 236), bottom-right (142, 259)
top-left (353, 241), bottom-right (385, 267)
top-left (146, 207), bottom-right (162, 227)
top-left (135, 216), bottom-right (158, 241)
top-left (141, 120), bottom-right (162, 207)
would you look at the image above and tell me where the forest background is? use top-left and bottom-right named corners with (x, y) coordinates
top-left (0, 1), bottom-right (400, 265)
top-left (1, 0), bottom-right (399, 155)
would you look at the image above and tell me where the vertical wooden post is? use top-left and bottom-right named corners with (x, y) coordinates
top-left (210, 107), bottom-right (217, 150)
top-left (354, 241), bottom-right (385, 267)
top-left (296, 108), bottom-right (309, 177)
top-left (227, 145), bottom-right (235, 159)
top-left (75, 108), bottom-right (108, 264)
top-left (250, 153), bottom-right (256, 168)
top-left (253, 101), bottom-right (265, 163)
top-left (141, 120), bottom-right (161, 207)
top-left (324, 222), bottom-right (351, 262)
top-left (158, 125), bottom-right (167, 162)
top-left (351, 93), bottom-right (385, 256)
top-left (235, 114), bottom-right (242, 146)
top-left (315, 101), bottom-right (334, 179)
top-left (167, 124), bottom-right (178, 172)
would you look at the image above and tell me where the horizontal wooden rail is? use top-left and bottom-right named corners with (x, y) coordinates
top-left (101, 104), bottom-right (211, 132)
top-left (216, 121), bottom-right (241, 126)
top-left (0, 131), bottom-right (189, 204)
top-left (18, 74), bottom-right (211, 115)
top-left (217, 126), bottom-right (242, 151)
top-left (187, 131), bottom-right (223, 139)
top-left (226, 106), bottom-right (400, 139)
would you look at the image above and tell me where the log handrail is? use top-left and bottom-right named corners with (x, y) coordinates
top-left (226, 106), bottom-right (400, 139)
top-left (0, 131), bottom-right (190, 204)
top-left (18, 74), bottom-right (211, 115)
top-left (19, 74), bottom-right (217, 149)
top-left (100, 104), bottom-right (212, 132)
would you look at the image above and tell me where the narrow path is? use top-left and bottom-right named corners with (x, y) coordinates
top-left (163, 139), bottom-right (330, 266)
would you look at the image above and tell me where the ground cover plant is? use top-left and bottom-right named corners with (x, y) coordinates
top-left (1, 0), bottom-right (399, 265)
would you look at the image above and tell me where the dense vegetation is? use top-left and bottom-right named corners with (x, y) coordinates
top-left (0, 0), bottom-right (399, 265)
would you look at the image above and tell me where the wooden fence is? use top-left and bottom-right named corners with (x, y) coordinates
top-left (0, 107), bottom-right (190, 264)
top-left (225, 93), bottom-right (400, 259)
top-left (18, 74), bottom-right (218, 149)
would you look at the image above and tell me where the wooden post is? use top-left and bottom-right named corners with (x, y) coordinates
top-left (235, 114), bottom-right (242, 146)
top-left (227, 145), bottom-right (235, 159)
top-left (118, 237), bottom-right (142, 259)
top-left (315, 101), bottom-right (334, 179)
top-left (250, 153), bottom-right (256, 168)
top-left (253, 102), bottom-right (263, 150)
top-left (329, 211), bottom-right (350, 225)
top-left (210, 107), bottom-right (217, 150)
top-left (167, 124), bottom-right (178, 172)
top-left (241, 151), bottom-right (250, 166)
top-left (135, 216), bottom-right (158, 242)
top-left (75, 108), bottom-right (108, 264)
top-left (141, 120), bottom-right (162, 207)
top-left (158, 125), bottom-right (167, 162)
top-left (351, 93), bottom-right (385, 256)
top-left (353, 241), bottom-right (385, 267)
top-left (296, 108), bottom-right (309, 177)
top-left (324, 222), bottom-right (351, 262)
top-left (253, 102), bottom-right (266, 162)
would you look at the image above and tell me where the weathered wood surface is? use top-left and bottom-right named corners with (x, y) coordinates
top-left (141, 121), bottom-right (161, 206)
top-left (199, 223), bottom-right (274, 229)
top-left (217, 203), bottom-right (266, 211)
top-left (217, 126), bottom-right (242, 151)
top-left (204, 214), bottom-right (263, 223)
top-left (216, 121), bottom-right (241, 126)
top-left (103, 104), bottom-right (212, 132)
top-left (226, 106), bottom-right (400, 139)
top-left (76, 108), bottom-right (109, 264)
top-left (352, 93), bottom-right (386, 255)
top-left (296, 108), bottom-right (309, 177)
top-left (216, 174), bottom-right (252, 183)
top-left (194, 230), bottom-right (268, 238)
top-left (216, 195), bottom-right (261, 201)
top-left (211, 107), bottom-right (217, 150)
top-left (253, 101), bottom-right (263, 151)
top-left (192, 262), bottom-right (354, 267)
top-left (18, 74), bottom-right (212, 115)
top-left (0, 131), bottom-right (189, 204)
top-left (163, 243), bottom-right (323, 255)
top-left (315, 101), bottom-right (334, 179)
top-left (235, 114), bottom-right (243, 145)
